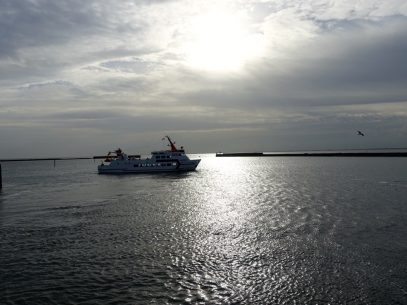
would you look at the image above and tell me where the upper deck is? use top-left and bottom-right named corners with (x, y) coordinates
top-left (151, 150), bottom-right (187, 160)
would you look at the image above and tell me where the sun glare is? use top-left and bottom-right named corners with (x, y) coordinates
top-left (182, 12), bottom-right (265, 72)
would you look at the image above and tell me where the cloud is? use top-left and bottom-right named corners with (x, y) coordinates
top-left (177, 16), bottom-right (407, 109)
top-left (0, 0), bottom-right (407, 156)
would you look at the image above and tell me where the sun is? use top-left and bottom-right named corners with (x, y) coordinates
top-left (181, 11), bottom-right (265, 72)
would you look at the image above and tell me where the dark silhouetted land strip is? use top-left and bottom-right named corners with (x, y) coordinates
top-left (0, 155), bottom-right (140, 162)
top-left (216, 151), bottom-right (407, 157)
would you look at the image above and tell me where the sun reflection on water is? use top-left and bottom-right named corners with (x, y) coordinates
top-left (165, 155), bottom-right (296, 302)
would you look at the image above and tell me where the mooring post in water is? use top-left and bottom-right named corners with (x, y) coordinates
top-left (0, 163), bottom-right (2, 189)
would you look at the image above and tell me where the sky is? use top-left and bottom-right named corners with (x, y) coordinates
top-left (1, 0), bottom-right (406, 157)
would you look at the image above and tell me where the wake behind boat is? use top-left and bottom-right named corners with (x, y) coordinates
top-left (98, 136), bottom-right (200, 174)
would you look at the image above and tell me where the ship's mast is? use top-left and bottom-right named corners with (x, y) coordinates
top-left (166, 135), bottom-right (178, 151)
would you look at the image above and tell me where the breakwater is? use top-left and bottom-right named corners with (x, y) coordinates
top-left (216, 151), bottom-right (407, 157)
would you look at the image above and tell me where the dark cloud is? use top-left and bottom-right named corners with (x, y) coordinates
top-left (296, 17), bottom-right (407, 91)
top-left (0, 0), bottom-right (102, 57)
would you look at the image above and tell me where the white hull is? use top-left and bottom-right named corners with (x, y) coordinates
top-left (98, 159), bottom-right (200, 174)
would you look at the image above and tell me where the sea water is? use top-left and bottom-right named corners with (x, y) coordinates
top-left (1, 155), bottom-right (407, 304)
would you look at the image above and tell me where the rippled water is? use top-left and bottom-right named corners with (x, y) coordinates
top-left (1, 155), bottom-right (407, 304)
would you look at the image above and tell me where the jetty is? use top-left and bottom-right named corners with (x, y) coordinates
top-left (0, 155), bottom-right (141, 163)
top-left (216, 150), bottom-right (407, 157)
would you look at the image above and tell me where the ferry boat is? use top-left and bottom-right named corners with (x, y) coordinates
top-left (98, 136), bottom-right (200, 174)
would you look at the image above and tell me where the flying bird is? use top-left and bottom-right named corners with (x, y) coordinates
top-left (357, 130), bottom-right (365, 136)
